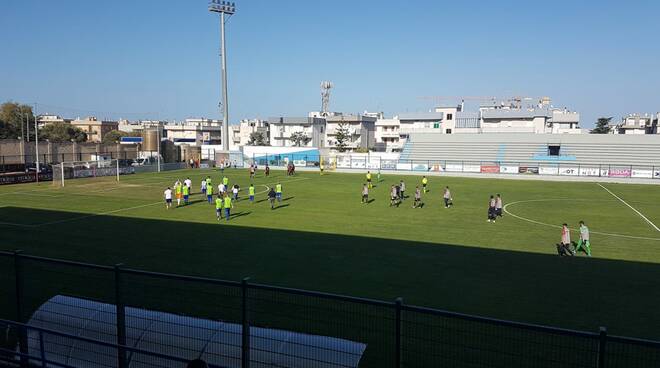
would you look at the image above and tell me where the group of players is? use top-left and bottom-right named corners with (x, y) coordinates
top-left (361, 171), bottom-right (455, 211)
top-left (163, 172), bottom-right (284, 221)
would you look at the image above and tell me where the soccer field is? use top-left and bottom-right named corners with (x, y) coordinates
top-left (1, 168), bottom-right (660, 340)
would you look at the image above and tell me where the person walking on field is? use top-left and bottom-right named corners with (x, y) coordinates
top-left (575, 221), bottom-right (592, 256)
top-left (267, 187), bottom-right (277, 209)
top-left (487, 195), bottom-right (497, 222)
top-left (265, 164), bottom-right (270, 177)
top-left (495, 194), bottom-right (503, 217)
top-left (399, 180), bottom-right (406, 201)
top-left (366, 171), bottom-right (373, 189)
top-left (215, 195), bottom-right (223, 220)
top-left (422, 176), bottom-right (428, 193)
top-left (557, 223), bottom-right (575, 256)
top-left (413, 186), bottom-right (422, 208)
top-left (275, 183), bottom-right (283, 202)
top-left (443, 186), bottom-right (452, 208)
top-left (361, 184), bottom-right (369, 204)
top-left (223, 193), bottom-right (233, 221)
top-left (164, 187), bottom-right (172, 209)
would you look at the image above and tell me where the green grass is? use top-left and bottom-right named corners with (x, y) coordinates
top-left (1, 167), bottom-right (660, 344)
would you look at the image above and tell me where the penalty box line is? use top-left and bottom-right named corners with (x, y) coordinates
top-left (597, 183), bottom-right (660, 232)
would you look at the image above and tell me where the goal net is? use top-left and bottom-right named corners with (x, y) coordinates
top-left (52, 159), bottom-right (135, 187)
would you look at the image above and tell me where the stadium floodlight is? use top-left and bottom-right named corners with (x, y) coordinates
top-left (209, 0), bottom-right (236, 151)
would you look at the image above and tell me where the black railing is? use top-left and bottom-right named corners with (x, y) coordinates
top-left (1, 250), bottom-right (659, 368)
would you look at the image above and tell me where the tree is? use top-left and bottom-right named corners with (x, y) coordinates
top-left (591, 117), bottom-right (612, 134)
top-left (40, 123), bottom-right (88, 143)
top-left (290, 131), bottom-right (310, 147)
top-left (248, 132), bottom-right (268, 146)
top-left (0, 102), bottom-right (34, 140)
top-left (334, 123), bottom-right (350, 152)
top-left (102, 129), bottom-right (130, 144)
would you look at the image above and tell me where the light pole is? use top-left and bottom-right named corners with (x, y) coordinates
top-left (34, 103), bottom-right (39, 181)
top-left (208, 0), bottom-right (236, 152)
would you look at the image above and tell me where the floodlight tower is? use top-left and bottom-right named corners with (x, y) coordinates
top-left (209, 0), bottom-right (236, 151)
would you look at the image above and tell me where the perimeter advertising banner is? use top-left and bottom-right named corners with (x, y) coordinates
top-left (0, 172), bottom-right (53, 185)
top-left (431, 164), bottom-right (445, 172)
top-left (480, 165), bottom-right (500, 174)
top-left (351, 159), bottom-right (366, 169)
top-left (655, 170), bottom-right (660, 179)
top-left (579, 167), bottom-right (600, 177)
top-left (518, 166), bottom-right (539, 174)
top-left (445, 163), bottom-right (463, 172)
top-left (539, 166), bottom-right (559, 175)
top-left (609, 168), bottom-right (632, 178)
top-left (631, 169), bottom-right (653, 178)
top-left (499, 165), bottom-right (518, 174)
top-left (559, 167), bottom-right (579, 176)
top-left (463, 164), bottom-right (481, 173)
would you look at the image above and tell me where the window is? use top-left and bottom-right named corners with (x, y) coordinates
top-left (447, 114), bottom-right (453, 120)
top-left (433, 123), bottom-right (440, 129)
top-left (445, 129), bottom-right (452, 134)
top-left (548, 145), bottom-right (561, 156)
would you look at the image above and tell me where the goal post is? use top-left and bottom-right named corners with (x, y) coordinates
top-left (52, 159), bottom-right (133, 187)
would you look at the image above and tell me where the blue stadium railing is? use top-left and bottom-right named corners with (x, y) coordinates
top-left (1, 250), bottom-right (659, 368)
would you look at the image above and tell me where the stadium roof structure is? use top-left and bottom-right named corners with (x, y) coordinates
top-left (26, 295), bottom-right (367, 368)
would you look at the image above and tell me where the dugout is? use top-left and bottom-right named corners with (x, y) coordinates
top-left (23, 295), bottom-right (366, 368)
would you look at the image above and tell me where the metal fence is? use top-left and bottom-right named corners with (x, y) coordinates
top-left (246, 154), bottom-right (660, 180)
top-left (1, 251), bottom-right (659, 368)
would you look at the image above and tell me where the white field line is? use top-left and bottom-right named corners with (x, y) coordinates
top-left (34, 201), bottom-right (163, 227)
top-left (503, 199), bottom-right (660, 241)
top-left (597, 183), bottom-right (660, 232)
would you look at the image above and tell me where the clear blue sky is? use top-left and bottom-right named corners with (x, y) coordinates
top-left (1, 0), bottom-right (659, 127)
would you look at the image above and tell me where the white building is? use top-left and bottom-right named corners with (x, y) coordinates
top-left (324, 114), bottom-right (376, 151)
top-left (374, 118), bottom-right (402, 152)
top-left (163, 118), bottom-right (223, 146)
top-left (234, 119), bottom-right (269, 146)
top-left (36, 114), bottom-right (70, 128)
top-left (268, 117), bottom-right (326, 147)
top-left (613, 114), bottom-right (656, 134)
top-left (478, 98), bottom-right (581, 134)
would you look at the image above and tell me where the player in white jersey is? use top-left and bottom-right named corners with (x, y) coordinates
top-left (164, 187), bottom-right (173, 209)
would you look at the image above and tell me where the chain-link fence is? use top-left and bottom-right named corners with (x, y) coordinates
top-left (1, 251), bottom-right (659, 368)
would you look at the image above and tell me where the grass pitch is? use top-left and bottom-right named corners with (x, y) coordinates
top-left (1, 168), bottom-right (660, 340)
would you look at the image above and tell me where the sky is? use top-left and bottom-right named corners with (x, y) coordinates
top-left (1, 0), bottom-right (659, 127)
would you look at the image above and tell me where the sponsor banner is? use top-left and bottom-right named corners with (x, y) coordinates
top-left (499, 165), bottom-right (519, 174)
top-left (609, 168), bottom-right (631, 178)
top-left (199, 163), bottom-right (210, 169)
top-left (631, 169), bottom-right (653, 178)
top-left (381, 160), bottom-right (397, 170)
top-left (0, 172), bottom-right (53, 185)
top-left (481, 165), bottom-right (500, 174)
top-left (396, 163), bottom-right (412, 171)
top-left (539, 166), bottom-right (559, 175)
top-left (579, 167), bottom-right (600, 177)
top-left (518, 166), bottom-right (539, 174)
top-left (412, 163), bottom-right (429, 172)
top-left (600, 169), bottom-right (610, 177)
top-left (463, 164), bottom-right (481, 173)
top-left (293, 160), bottom-right (307, 167)
top-left (445, 163), bottom-right (463, 172)
top-left (431, 164), bottom-right (445, 172)
top-left (655, 170), bottom-right (660, 179)
top-left (351, 160), bottom-right (366, 169)
top-left (559, 167), bottom-right (579, 176)
top-left (366, 161), bottom-right (381, 169)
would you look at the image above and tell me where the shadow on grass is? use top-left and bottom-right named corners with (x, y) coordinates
top-left (0, 206), bottom-right (659, 367)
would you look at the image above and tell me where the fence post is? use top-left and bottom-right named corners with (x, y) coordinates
top-left (114, 264), bottom-right (127, 368)
top-left (395, 297), bottom-right (402, 368)
top-left (39, 330), bottom-right (46, 367)
top-left (14, 250), bottom-right (29, 368)
top-left (241, 277), bottom-right (251, 368)
top-left (597, 327), bottom-right (607, 368)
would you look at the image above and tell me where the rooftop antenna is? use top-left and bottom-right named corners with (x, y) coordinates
top-left (320, 81), bottom-right (333, 117)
